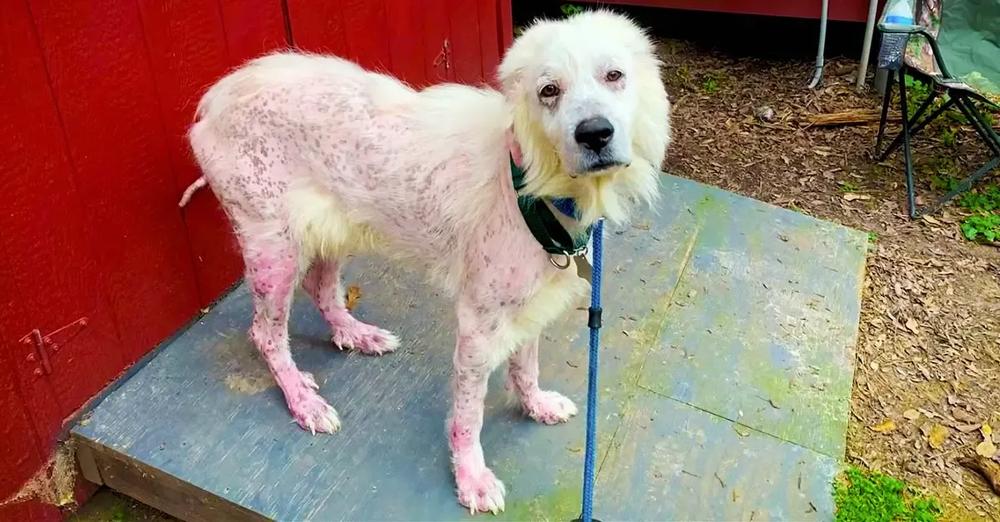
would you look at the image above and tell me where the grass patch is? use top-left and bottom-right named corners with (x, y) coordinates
top-left (702, 73), bottom-right (720, 94)
top-left (928, 177), bottom-right (1000, 244)
top-left (560, 3), bottom-right (583, 17)
top-left (929, 174), bottom-right (959, 192)
top-left (835, 467), bottom-right (941, 522)
top-left (952, 184), bottom-right (1000, 243)
top-left (938, 126), bottom-right (956, 147)
top-left (904, 75), bottom-right (932, 121)
top-left (838, 180), bottom-right (861, 193)
top-left (961, 213), bottom-right (1000, 242)
top-left (958, 184), bottom-right (1000, 213)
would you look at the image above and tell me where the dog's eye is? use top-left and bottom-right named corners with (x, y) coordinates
top-left (606, 70), bottom-right (623, 82)
top-left (539, 84), bottom-right (560, 98)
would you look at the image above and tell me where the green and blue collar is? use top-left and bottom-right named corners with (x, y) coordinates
top-left (510, 155), bottom-right (593, 257)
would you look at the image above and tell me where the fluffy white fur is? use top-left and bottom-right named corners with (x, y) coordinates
top-left (184, 9), bottom-right (670, 514)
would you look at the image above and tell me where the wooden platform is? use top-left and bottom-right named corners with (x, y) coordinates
top-left (72, 175), bottom-right (867, 521)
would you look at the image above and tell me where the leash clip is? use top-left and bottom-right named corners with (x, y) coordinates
top-left (549, 245), bottom-right (588, 271)
top-left (549, 254), bottom-right (572, 269)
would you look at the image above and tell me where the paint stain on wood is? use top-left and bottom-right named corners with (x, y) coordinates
top-left (223, 373), bottom-right (273, 395)
top-left (213, 333), bottom-right (274, 395)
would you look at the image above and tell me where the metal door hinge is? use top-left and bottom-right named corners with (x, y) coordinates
top-left (20, 317), bottom-right (89, 377)
top-left (433, 38), bottom-right (452, 73)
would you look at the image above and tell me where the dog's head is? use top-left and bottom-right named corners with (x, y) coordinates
top-left (499, 10), bottom-right (671, 224)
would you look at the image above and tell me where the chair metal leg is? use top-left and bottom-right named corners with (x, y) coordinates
top-left (952, 93), bottom-right (1000, 155)
top-left (904, 91), bottom-right (1000, 217)
top-left (875, 72), bottom-right (894, 156)
top-left (919, 156), bottom-right (1000, 216)
top-left (898, 69), bottom-right (918, 218)
top-left (873, 72), bottom-right (999, 218)
top-left (878, 89), bottom-right (944, 160)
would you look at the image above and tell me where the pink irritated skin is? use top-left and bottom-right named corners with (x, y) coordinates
top-left (448, 330), bottom-right (505, 514)
top-left (189, 54), bottom-right (589, 514)
top-left (244, 237), bottom-right (340, 434)
top-left (302, 258), bottom-right (398, 355)
top-left (445, 192), bottom-right (579, 513)
top-left (507, 338), bottom-right (578, 425)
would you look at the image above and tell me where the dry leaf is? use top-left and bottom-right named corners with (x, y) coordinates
top-left (905, 318), bottom-right (920, 334)
top-left (976, 439), bottom-right (998, 458)
top-left (345, 285), bottom-right (362, 311)
top-left (921, 214), bottom-right (942, 226)
top-left (843, 193), bottom-right (872, 202)
top-left (976, 423), bottom-right (998, 457)
top-left (872, 419), bottom-right (897, 433)
top-left (953, 408), bottom-right (976, 422)
top-left (955, 423), bottom-right (982, 433)
top-left (928, 423), bottom-right (950, 449)
top-left (733, 424), bottom-right (752, 438)
top-left (903, 409), bottom-right (920, 421)
top-left (918, 408), bottom-right (939, 419)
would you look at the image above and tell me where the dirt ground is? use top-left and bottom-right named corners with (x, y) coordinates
top-left (656, 37), bottom-right (1000, 520)
top-left (70, 489), bottom-right (172, 522)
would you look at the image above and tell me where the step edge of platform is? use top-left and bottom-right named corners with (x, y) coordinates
top-left (71, 431), bottom-right (271, 522)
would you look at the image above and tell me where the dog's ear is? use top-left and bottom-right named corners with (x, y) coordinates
top-left (631, 55), bottom-right (670, 172)
top-left (497, 61), bottom-right (523, 100)
top-left (498, 34), bottom-right (529, 100)
top-left (498, 18), bottom-right (556, 101)
top-left (628, 32), bottom-right (670, 173)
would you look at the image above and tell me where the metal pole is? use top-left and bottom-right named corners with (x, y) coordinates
top-left (856, 0), bottom-right (881, 90)
top-left (808, 0), bottom-right (830, 88)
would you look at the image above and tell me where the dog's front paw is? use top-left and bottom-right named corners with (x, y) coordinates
top-left (455, 467), bottom-right (506, 515)
top-left (287, 385), bottom-right (341, 435)
top-left (332, 319), bottom-right (400, 355)
top-left (523, 390), bottom-right (578, 425)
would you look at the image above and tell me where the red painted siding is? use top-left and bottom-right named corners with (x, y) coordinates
top-left (581, 0), bottom-right (879, 23)
top-left (0, 1), bottom-right (511, 517)
top-left (288, 0), bottom-right (504, 87)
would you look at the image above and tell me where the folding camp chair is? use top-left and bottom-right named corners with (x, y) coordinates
top-left (874, 0), bottom-right (1000, 218)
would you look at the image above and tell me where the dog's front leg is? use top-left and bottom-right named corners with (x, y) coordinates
top-left (448, 312), bottom-right (506, 514)
top-left (507, 337), bottom-right (578, 424)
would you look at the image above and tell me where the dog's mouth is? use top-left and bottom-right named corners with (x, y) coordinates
top-left (570, 158), bottom-right (628, 177)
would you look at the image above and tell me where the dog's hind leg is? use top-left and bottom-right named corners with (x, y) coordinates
top-left (301, 257), bottom-right (399, 355)
top-left (245, 235), bottom-right (340, 434)
top-left (506, 337), bottom-right (578, 424)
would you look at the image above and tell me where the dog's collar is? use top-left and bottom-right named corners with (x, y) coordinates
top-left (510, 154), bottom-right (592, 257)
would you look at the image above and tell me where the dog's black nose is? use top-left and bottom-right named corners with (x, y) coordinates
top-left (574, 117), bottom-right (614, 152)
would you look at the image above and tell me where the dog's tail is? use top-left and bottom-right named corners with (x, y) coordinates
top-left (178, 176), bottom-right (207, 207)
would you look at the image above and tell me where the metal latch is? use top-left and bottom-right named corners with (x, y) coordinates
top-left (20, 317), bottom-right (89, 377)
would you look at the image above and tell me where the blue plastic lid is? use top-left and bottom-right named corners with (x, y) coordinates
top-left (885, 14), bottom-right (915, 24)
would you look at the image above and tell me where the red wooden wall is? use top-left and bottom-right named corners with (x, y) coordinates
top-left (0, 1), bottom-right (511, 519)
top-left (581, 0), bottom-right (879, 23)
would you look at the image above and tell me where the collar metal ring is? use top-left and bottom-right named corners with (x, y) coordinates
top-left (549, 254), bottom-right (572, 269)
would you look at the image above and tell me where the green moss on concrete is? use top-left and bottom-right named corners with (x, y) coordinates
top-left (834, 467), bottom-right (941, 522)
top-left (501, 485), bottom-right (580, 522)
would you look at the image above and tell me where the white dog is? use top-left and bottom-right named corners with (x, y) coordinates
top-left (183, 10), bottom-right (669, 513)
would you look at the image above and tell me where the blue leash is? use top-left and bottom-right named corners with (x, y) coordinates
top-left (511, 169), bottom-right (603, 521)
top-left (580, 219), bottom-right (604, 522)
